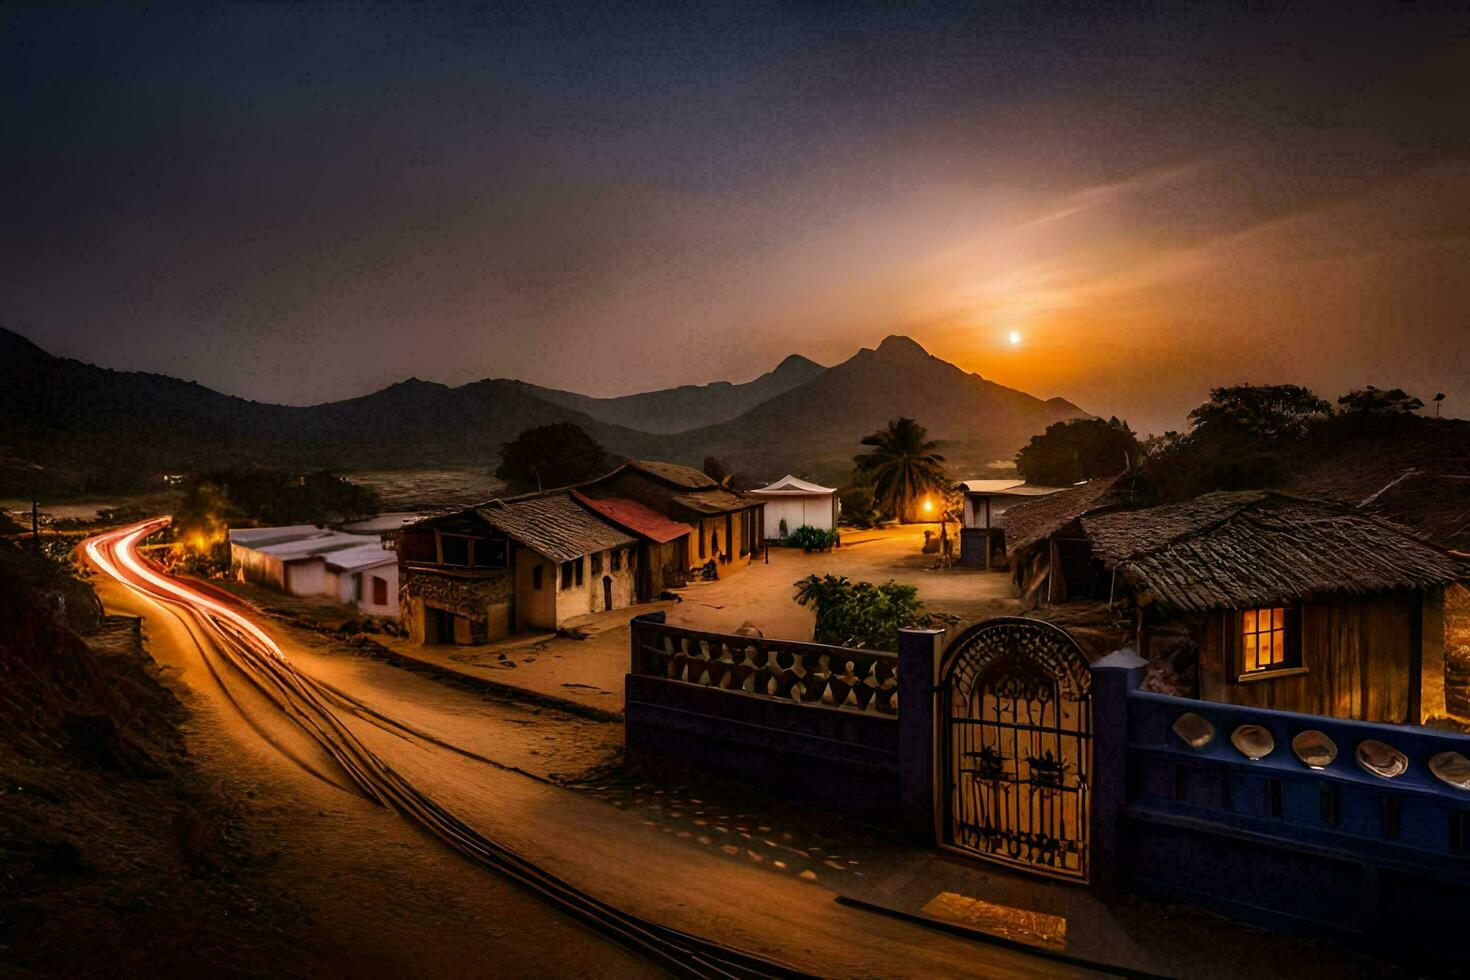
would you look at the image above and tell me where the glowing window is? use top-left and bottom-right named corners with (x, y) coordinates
top-left (1240, 606), bottom-right (1298, 675)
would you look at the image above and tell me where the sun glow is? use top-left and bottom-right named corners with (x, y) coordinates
top-left (1008, 330), bottom-right (1022, 346)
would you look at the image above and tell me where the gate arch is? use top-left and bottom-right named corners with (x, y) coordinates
top-left (939, 617), bottom-right (1092, 882)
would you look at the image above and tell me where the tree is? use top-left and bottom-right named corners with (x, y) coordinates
top-left (793, 574), bottom-right (925, 650)
top-left (192, 468), bottom-right (380, 526)
top-left (1015, 417), bottom-right (1139, 486)
top-left (852, 417), bottom-right (947, 519)
top-left (172, 481), bottom-right (232, 569)
top-left (1186, 384), bottom-right (1330, 440)
top-left (495, 423), bottom-right (613, 493)
top-left (1433, 392), bottom-right (1446, 418)
top-left (837, 480), bottom-right (882, 529)
top-left (1337, 386), bottom-right (1424, 416)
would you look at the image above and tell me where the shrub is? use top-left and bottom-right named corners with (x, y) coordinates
top-left (787, 525), bottom-right (836, 551)
top-left (793, 574), bottom-right (924, 650)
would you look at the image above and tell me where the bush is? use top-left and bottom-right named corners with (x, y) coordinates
top-left (837, 482), bottom-right (882, 528)
top-left (793, 574), bottom-right (924, 650)
top-left (786, 525), bottom-right (836, 551)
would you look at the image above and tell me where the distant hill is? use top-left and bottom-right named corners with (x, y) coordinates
top-left (0, 326), bottom-right (660, 491)
top-left (527, 353), bottom-right (825, 433)
top-left (0, 325), bottom-right (1087, 494)
top-left (661, 335), bottom-right (1090, 482)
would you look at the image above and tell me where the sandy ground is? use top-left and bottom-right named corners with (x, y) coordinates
top-left (88, 543), bottom-right (1396, 978)
top-left (666, 524), bottom-right (1021, 638)
top-left (371, 525), bottom-right (1023, 717)
top-left (89, 567), bottom-right (657, 978)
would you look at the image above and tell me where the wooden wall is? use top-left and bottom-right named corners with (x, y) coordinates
top-left (1194, 592), bottom-right (1429, 723)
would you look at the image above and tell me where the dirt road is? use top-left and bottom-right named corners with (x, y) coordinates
top-left (84, 521), bottom-right (1091, 978)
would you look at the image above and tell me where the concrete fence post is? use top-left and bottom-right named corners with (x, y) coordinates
top-left (898, 627), bottom-right (946, 844)
top-left (628, 610), bottom-right (666, 675)
top-left (1089, 648), bottom-right (1147, 886)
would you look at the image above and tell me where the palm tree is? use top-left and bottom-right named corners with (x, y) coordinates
top-left (852, 417), bottom-right (947, 520)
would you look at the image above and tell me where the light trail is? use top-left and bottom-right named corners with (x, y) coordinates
top-left (82, 518), bottom-right (807, 980)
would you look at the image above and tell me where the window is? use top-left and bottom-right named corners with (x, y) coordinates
top-left (372, 576), bottom-right (388, 606)
top-left (610, 549), bottom-right (622, 572)
top-left (439, 534), bottom-right (470, 566)
top-left (1238, 605), bottom-right (1301, 677)
top-left (575, 557), bottom-right (584, 586)
top-left (532, 565), bottom-right (543, 590)
top-left (354, 574), bottom-right (363, 601)
top-left (698, 528), bottom-right (706, 558)
top-left (560, 561), bottom-right (573, 589)
top-left (592, 552), bottom-right (603, 575)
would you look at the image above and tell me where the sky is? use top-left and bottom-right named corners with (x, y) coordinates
top-left (3, 2), bottom-right (1467, 435)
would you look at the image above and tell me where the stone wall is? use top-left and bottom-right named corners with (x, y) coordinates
top-left (401, 568), bottom-right (514, 644)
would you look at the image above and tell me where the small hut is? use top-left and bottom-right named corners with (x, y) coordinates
top-left (1081, 491), bottom-right (1468, 723)
top-left (955, 479), bottom-right (1065, 569)
top-left (748, 475), bottom-right (838, 539)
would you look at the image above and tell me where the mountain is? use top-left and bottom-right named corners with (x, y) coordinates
top-left (527, 353), bottom-right (826, 433)
top-left (0, 326), bottom-right (1087, 494)
top-left (659, 335), bottom-right (1090, 482)
top-left (0, 327), bottom-right (661, 491)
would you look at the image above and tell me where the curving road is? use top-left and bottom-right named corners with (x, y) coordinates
top-left (84, 519), bottom-right (1096, 980)
top-left (84, 519), bottom-right (810, 980)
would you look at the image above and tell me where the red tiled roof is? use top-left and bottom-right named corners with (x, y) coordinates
top-left (571, 492), bottom-right (693, 544)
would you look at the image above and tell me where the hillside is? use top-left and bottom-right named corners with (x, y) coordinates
top-left (528, 353), bottom-right (826, 433)
top-left (0, 327), bottom-right (663, 490)
top-left (0, 326), bottom-right (1087, 493)
top-left (663, 335), bottom-right (1090, 482)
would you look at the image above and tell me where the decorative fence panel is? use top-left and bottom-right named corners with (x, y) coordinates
top-left (625, 613), bottom-right (922, 827)
top-left (1091, 651), bottom-right (1470, 965)
top-left (631, 617), bottom-right (899, 715)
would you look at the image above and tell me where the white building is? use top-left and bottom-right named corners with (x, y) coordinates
top-left (228, 526), bottom-right (399, 617)
top-left (956, 479), bottom-right (1065, 569)
top-left (749, 475), bottom-right (839, 538)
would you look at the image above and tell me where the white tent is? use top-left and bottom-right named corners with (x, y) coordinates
top-left (749, 475), bottom-right (839, 537)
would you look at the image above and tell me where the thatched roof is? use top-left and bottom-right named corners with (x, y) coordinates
top-left (1001, 472), bottom-right (1131, 552)
top-left (1081, 490), bottom-right (1468, 613)
top-left (1356, 471), bottom-right (1470, 552)
top-left (474, 493), bottom-right (635, 563)
top-left (625, 459), bottom-right (717, 489)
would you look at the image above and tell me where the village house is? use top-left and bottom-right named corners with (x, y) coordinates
top-left (748, 474), bottom-right (838, 539)
top-left (574, 460), bottom-right (765, 576)
top-left (1002, 471), bottom-right (1133, 603)
top-left (954, 478), bottom-right (1065, 569)
top-left (1005, 487), bottom-right (1468, 724)
top-left (569, 491), bottom-right (694, 598)
top-left (229, 526), bottom-right (399, 617)
top-left (396, 491), bottom-right (638, 645)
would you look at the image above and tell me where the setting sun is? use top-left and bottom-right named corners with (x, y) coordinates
top-left (1008, 330), bottom-right (1022, 346)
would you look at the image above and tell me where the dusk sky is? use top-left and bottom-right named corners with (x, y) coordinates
top-left (4, 3), bottom-right (1467, 435)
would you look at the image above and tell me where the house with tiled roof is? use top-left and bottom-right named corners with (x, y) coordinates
top-left (395, 490), bottom-right (641, 645)
top-left (573, 460), bottom-right (765, 578)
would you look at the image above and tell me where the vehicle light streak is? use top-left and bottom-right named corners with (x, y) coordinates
top-left (82, 517), bottom-right (806, 980)
top-left (85, 517), bottom-right (283, 658)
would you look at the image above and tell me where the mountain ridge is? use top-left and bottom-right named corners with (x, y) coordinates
top-left (0, 324), bottom-right (1088, 491)
top-left (525, 352), bottom-right (826, 433)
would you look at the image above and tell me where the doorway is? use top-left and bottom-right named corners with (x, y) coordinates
top-left (602, 575), bottom-right (613, 611)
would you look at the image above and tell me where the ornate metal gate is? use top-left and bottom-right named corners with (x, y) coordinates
top-left (941, 618), bottom-right (1092, 881)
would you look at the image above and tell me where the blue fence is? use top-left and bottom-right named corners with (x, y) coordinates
top-left (624, 614), bottom-right (942, 828)
top-left (1092, 652), bottom-right (1470, 960)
